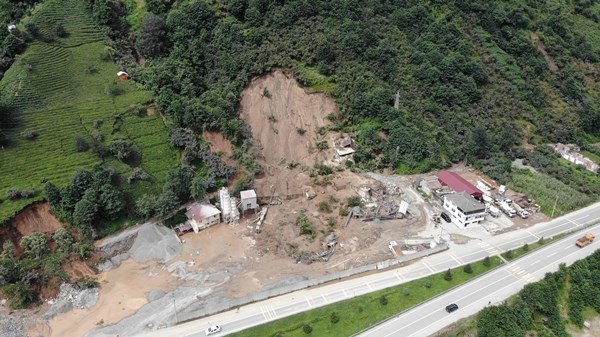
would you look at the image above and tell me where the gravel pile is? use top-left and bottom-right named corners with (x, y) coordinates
top-left (0, 301), bottom-right (35, 337)
top-left (129, 223), bottom-right (181, 263)
top-left (43, 284), bottom-right (99, 320)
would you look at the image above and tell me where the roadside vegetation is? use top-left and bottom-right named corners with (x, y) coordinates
top-left (440, 250), bottom-right (600, 337)
top-left (229, 257), bottom-right (503, 337)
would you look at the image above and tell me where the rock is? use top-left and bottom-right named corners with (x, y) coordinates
top-left (147, 290), bottom-right (166, 302)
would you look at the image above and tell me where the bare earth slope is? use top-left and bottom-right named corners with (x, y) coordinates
top-left (240, 70), bottom-right (335, 166)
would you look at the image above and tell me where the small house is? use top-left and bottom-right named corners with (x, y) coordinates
top-left (240, 189), bottom-right (258, 211)
top-left (117, 71), bottom-right (129, 80)
top-left (185, 203), bottom-right (221, 232)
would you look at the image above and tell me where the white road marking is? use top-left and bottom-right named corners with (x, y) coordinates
top-left (321, 294), bottom-right (328, 303)
top-left (395, 273), bottom-right (403, 281)
top-left (305, 296), bottom-right (312, 308)
top-left (526, 230), bottom-right (539, 239)
top-left (548, 252), bottom-right (557, 257)
top-left (367, 282), bottom-right (373, 290)
top-left (343, 289), bottom-right (349, 298)
top-left (449, 254), bottom-right (463, 265)
top-left (422, 261), bottom-right (435, 273)
top-left (531, 260), bottom-right (540, 265)
top-left (270, 306), bottom-right (278, 318)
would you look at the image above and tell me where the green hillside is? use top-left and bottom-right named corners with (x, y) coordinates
top-left (0, 0), bottom-right (177, 223)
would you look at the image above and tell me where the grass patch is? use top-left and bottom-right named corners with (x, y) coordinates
top-left (581, 150), bottom-right (600, 164)
top-left (229, 257), bottom-right (503, 337)
top-left (0, 0), bottom-right (177, 223)
top-left (292, 61), bottom-right (338, 95)
top-left (502, 233), bottom-right (568, 261)
top-left (507, 170), bottom-right (594, 218)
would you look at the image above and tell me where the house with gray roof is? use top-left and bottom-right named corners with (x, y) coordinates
top-left (443, 192), bottom-right (486, 228)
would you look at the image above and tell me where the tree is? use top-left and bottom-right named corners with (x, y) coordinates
top-left (444, 268), bottom-right (453, 281)
top-left (403, 288), bottom-right (410, 296)
top-left (154, 189), bottom-right (180, 217)
top-left (522, 243), bottom-right (529, 252)
top-left (73, 196), bottom-right (98, 226)
top-left (1, 241), bottom-right (15, 260)
top-left (74, 136), bottom-right (89, 152)
top-left (20, 232), bottom-right (47, 259)
top-left (136, 194), bottom-right (158, 218)
top-left (467, 126), bottom-right (490, 160)
top-left (302, 323), bottom-right (313, 334)
top-left (52, 228), bottom-right (74, 253)
top-left (464, 263), bottom-right (473, 273)
top-left (138, 14), bottom-right (169, 58)
top-left (483, 256), bottom-right (491, 267)
top-left (98, 184), bottom-right (124, 220)
top-left (330, 312), bottom-right (340, 324)
top-left (109, 139), bottom-right (134, 161)
top-left (380, 295), bottom-right (388, 305)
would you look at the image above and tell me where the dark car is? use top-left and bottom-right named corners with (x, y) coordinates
top-left (441, 212), bottom-right (451, 223)
top-left (445, 303), bottom-right (459, 313)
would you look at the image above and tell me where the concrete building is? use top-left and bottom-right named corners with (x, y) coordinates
top-left (443, 192), bottom-right (486, 228)
top-left (240, 189), bottom-right (258, 211)
top-left (185, 203), bottom-right (221, 232)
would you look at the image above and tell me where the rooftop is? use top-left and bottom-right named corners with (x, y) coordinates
top-left (445, 192), bottom-right (486, 213)
top-left (437, 171), bottom-right (482, 197)
top-left (185, 203), bottom-right (221, 221)
top-left (240, 189), bottom-right (257, 199)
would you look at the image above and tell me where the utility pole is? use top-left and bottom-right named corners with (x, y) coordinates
top-left (551, 195), bottom-right (558, 217)
top-left (172, 292), bottom-right (178, 324)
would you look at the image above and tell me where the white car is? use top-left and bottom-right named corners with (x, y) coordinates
top-left (205, 325), bottom-right (221, 335)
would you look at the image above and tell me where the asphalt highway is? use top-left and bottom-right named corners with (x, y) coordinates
top-left (140, 202), bottom-right (600, 337)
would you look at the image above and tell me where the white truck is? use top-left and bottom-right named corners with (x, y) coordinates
top-left (500, 202), bottom-right (516, 217)
top-left (513, 203), bottom-right (529, 219)
top-left (487, 205), bottom-right (501, 217)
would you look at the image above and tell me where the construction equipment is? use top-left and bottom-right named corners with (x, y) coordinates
top-left (576, 233), bottom-right (595, 248)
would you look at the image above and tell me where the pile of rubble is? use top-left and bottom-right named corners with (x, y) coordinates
top-left (43, 283), bottom-right (99, 320)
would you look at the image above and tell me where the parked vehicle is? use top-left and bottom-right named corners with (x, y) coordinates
top-left (576, 233), bottom-right (595, 248)
top-left (499, 202), bottom-right (516, 218)
top-left (487, 206), bottom-right (500, 218)
top-left (445, 303), bottom-right (459, 313)
top-left (441, 212), bottom-right (451, 223)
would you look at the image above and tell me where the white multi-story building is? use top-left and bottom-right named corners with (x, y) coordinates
top-left (443, 192), bottom-right (486, 228)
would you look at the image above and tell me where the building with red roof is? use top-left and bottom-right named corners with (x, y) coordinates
top-left (437, 171), bottom-right (483, 199)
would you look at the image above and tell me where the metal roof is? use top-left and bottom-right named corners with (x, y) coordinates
top-left (186, 204), bottom-right (221, 221)
top-left (437, 171), bottom-right (483, 197)
top-left (240, 189), bottom-right (256, 200)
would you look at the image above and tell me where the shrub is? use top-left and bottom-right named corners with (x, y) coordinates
top-left (522, 243), bottom-right (529, 251)
top-left (316, 140), bottom-right (329, 151)
top-left (5, 188), bottom-right (35, 200)
top-left (318, 201), bottom-right (332, 213)
top-left (91, 130), bottom-right (104, 142)
top-left (380, 295), bottom-right (388, 305)
top-left (296, 212), bottom-right (314, 236)
top-left (92, 119), bottom-right (102, 128)
top-left (127, 167), bottom-right (149, 184)
top-left (262, 87), bottom-right (271, 98)
top-left (20, 232), bottom-right (47, 259)
top-left (302, 323), bottom-right (312, 334)
top-left (403, 288), bottom-right (410, 296)
top-left (444, 268), bottom-right (453, 281)
top-left (347, 195), bottom-right (362, 207)
top-left (268, 114), bottom-right (277, 122)
top-left (129, 103), bottom-right (145, 116)
top-left (21, 130), bottom-right (38, 140)
top-left (55, 24), bottom-right (67, 37)
top-left (74, 136), bottom-right (89, 152)
top-left (463, 263), bottom-right (473, 274)
top-left (297, 127), bottom-right (306, 135)
top-left (424, 281), bottom-right (432, 288)
top-left (483, 256), bottom-right (491, 267)
top-left (330, 312), bottom-right (340, 324)
top-left (538, 237), bottom-right (545, 245)
top-left (53, 228), bottom-right (75, 253)
top-left (505, 250), bottom-right (514, 259)
top-left (109, 139), bottom-right (134, 160)
top-left (314, 163), bottom-right (333, 175)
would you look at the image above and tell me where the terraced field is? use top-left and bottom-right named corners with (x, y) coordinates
top-left (0, 0), bottom-right (177, 223)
